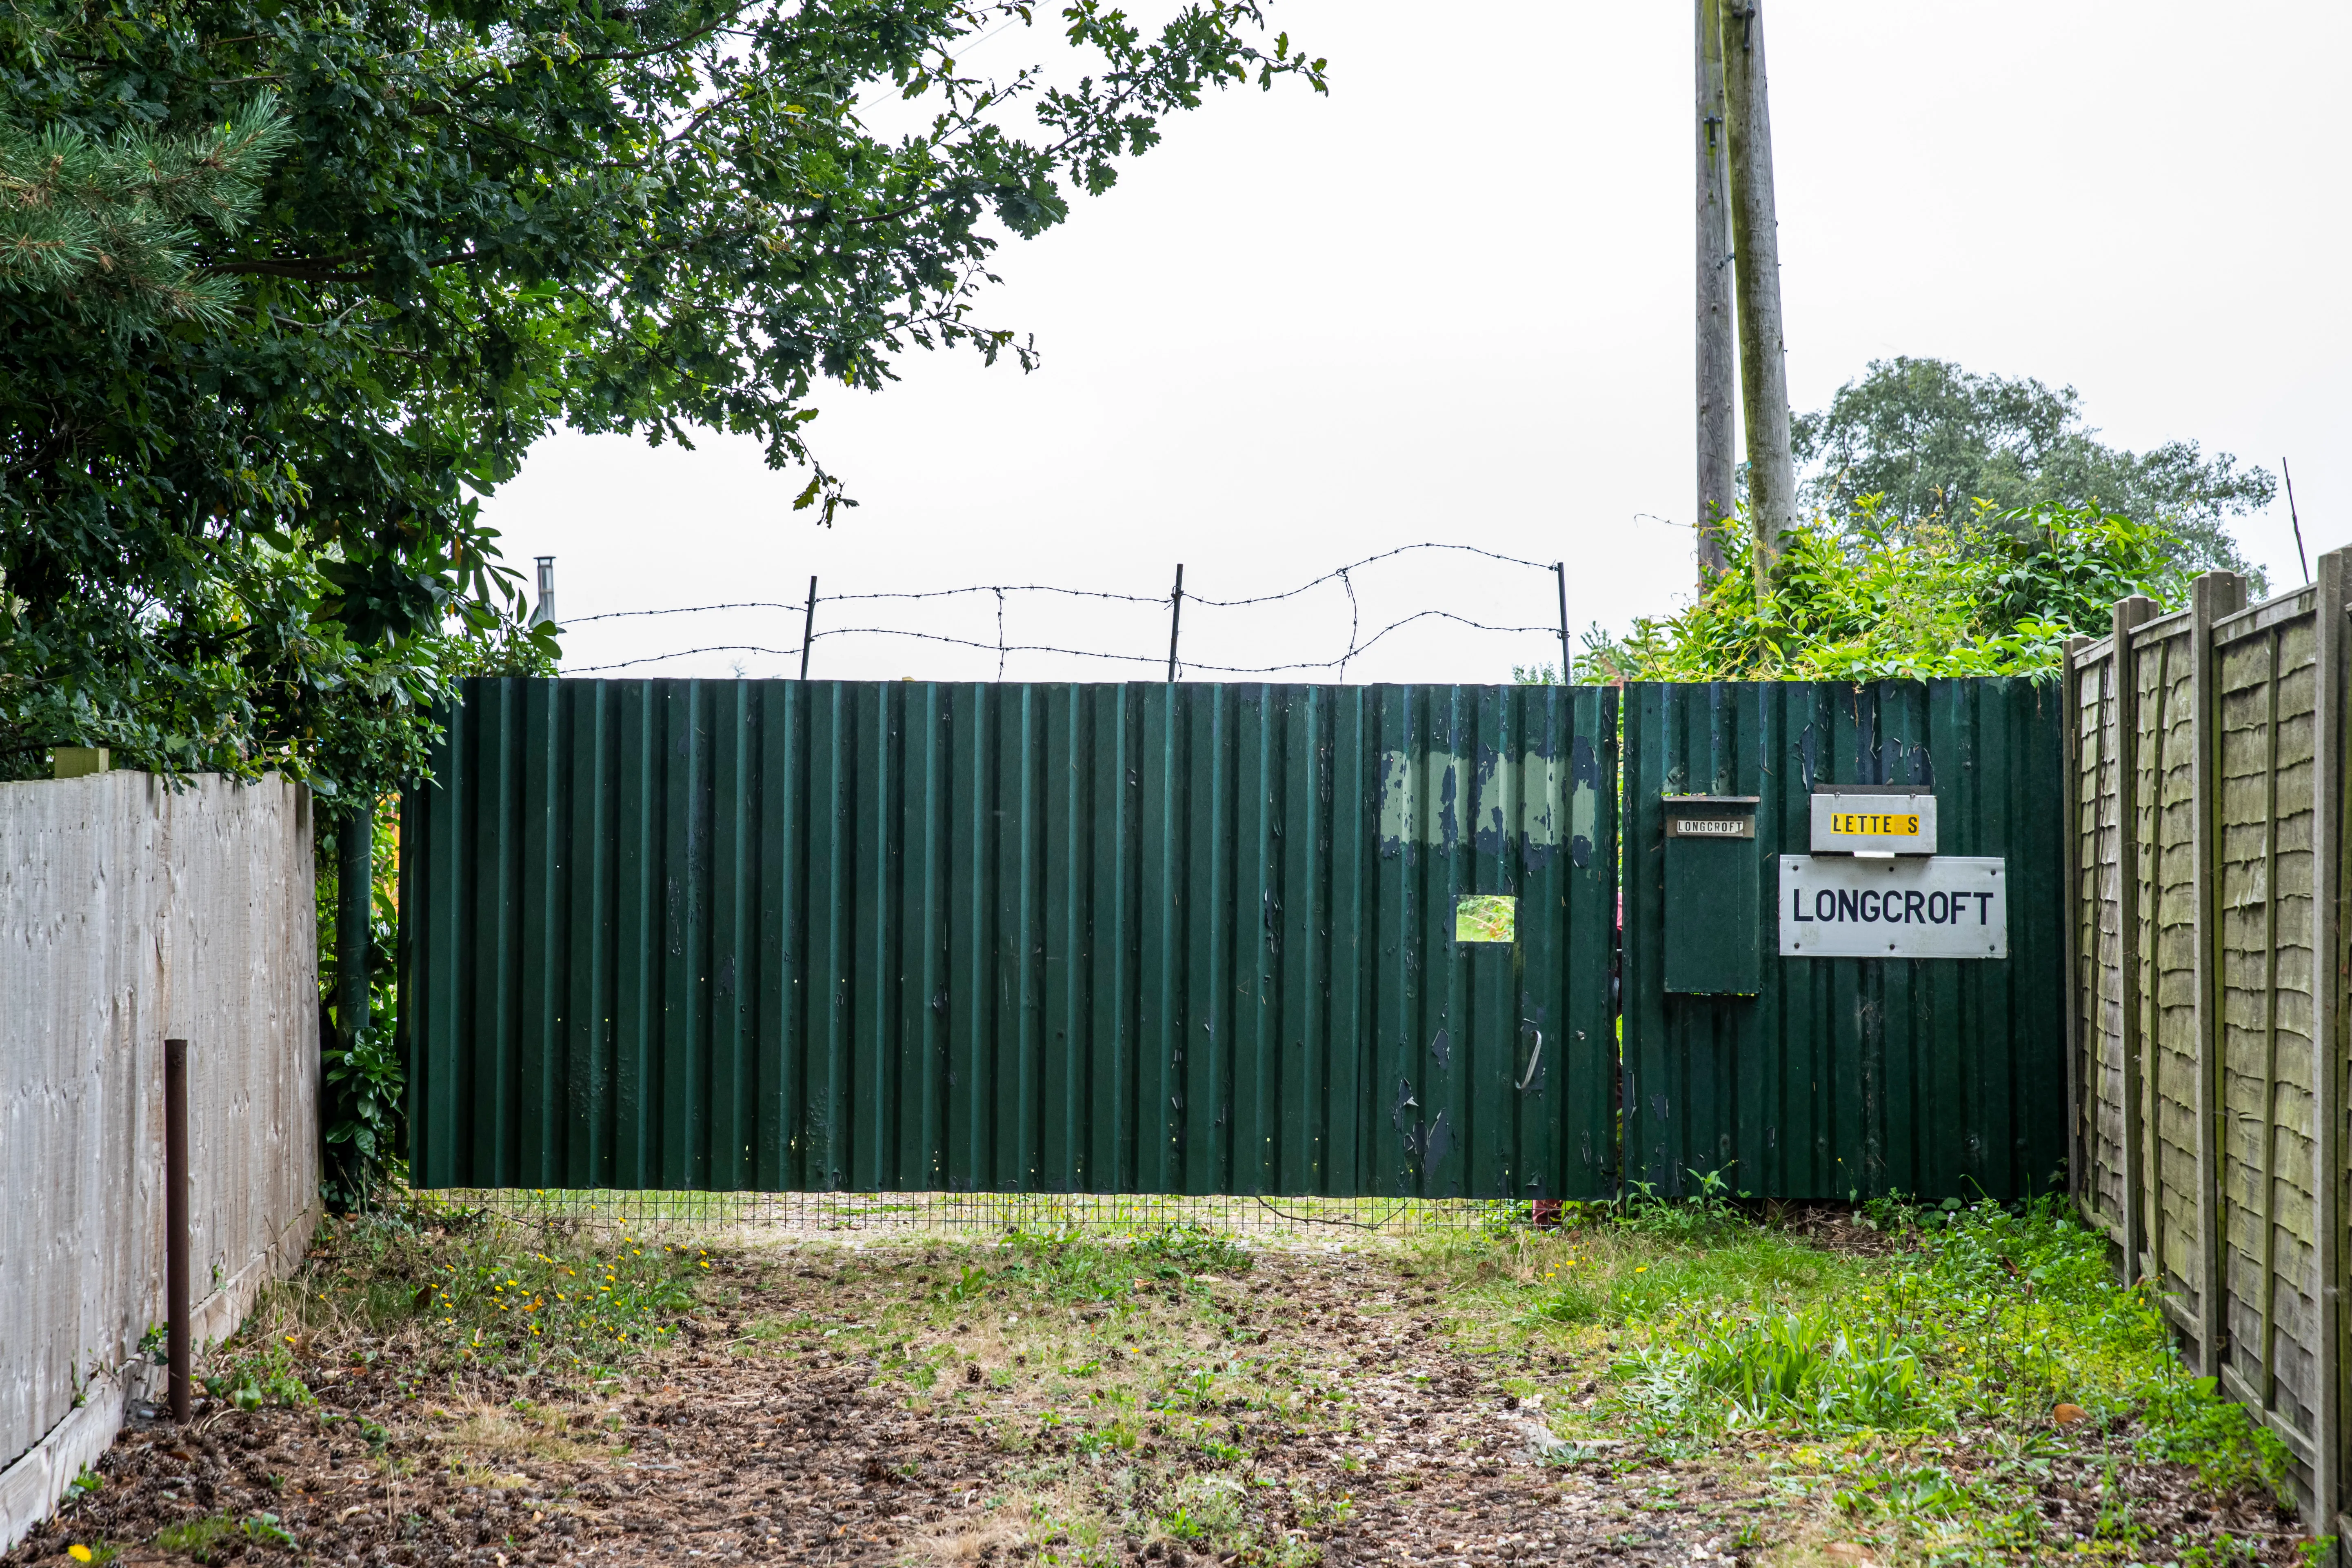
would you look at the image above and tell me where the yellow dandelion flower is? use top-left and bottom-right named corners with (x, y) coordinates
top-left (70, 1546), bottom-right (94, 1564)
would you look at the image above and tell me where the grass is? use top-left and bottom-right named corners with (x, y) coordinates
top-left (153, 1188), bottom-right (2316, 1568)
top-left (241, 1194), bottom-right (710, 1383)
top-left (149, 1512), bottom-right (291, 1562)
top-left (1414, 1188), bottom-right (2314, 1565)
top-left (714, 1224), bottom-right (1354, 1565)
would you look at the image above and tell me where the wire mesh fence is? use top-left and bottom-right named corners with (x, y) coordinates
top-left (411, 1188), bottom-right (1533, 1243)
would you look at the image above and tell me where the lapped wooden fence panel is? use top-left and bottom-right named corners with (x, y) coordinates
top-left (2069, 627), bottom-right (2132, 1241)
top-left (2133, 606), bottom-right (2212, 1349)
top-left (2215, 601), bottom-right (2325, 1467)
top-left (402, 678), bottom-right (1620, 1202)
top-left (2068, 554), bottom-right (2348, 1537)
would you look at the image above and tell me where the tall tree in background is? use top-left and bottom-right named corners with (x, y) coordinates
top-left (1792, 357), bottom-right (2274, 588)
top-left (0, 0), bottom-right (1324, 795)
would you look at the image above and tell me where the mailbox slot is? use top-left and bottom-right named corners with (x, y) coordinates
top-left (1663, 795), bottom-right (1761, 995)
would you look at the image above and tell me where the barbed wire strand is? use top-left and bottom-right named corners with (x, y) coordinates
top-left (561, 542), bottom-right (1559, 626)
top-left (563, 608), bottom-right (1557, 677)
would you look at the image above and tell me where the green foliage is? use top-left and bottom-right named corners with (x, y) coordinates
top-left (315, 797), bottom-right (408, 1206)
top-left (1582, 501), bottom-right (2188, 682)
top-left (202, 1338), bottom-right (315, 1411)
top-left (147, 1511), bottom-right (291, 1562)
top-left (1624, 1301), bottom-right (1924, 1430)
top-left (239, 1514), bottom-right (296, 1549)
top-left (1132, 1222), bottom-right (1253, 1278)
top-left (1602, 1199), bottom-right (2290, 1499)
top-left (0, 92), bottom-right (290, 327)
top-left (303, 1207), bottom-right (708, 1377)
top-left (1793, 356), bottom-right (2272, 585)
top-left (1423, 1197), bottom-right (2299, 1561)
top-left (1, 0), bottom-right (1318, 788)
top-left (992, 1222), bottom-right (1253, 1304)
top-left (152, 1515), bottom-right (239, 1562)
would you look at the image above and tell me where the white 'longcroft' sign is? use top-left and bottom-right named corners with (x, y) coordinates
top-left (1778, 855), bottom-right (2008, 959)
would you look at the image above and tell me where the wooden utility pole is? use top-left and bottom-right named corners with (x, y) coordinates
top-left (1721, 1), bottom-right (1797, 589)
top-left (1694, 0), bottom-right (1737, 587)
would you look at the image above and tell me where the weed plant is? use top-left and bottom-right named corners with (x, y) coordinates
top-left (253, 1197), bottom-right (709, 1381)
top-left (994, 1223), bottom-right (1253, 1304)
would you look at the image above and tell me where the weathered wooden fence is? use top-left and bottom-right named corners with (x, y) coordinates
top-left (0, 773), bottom-right (321, 1549)
top-left (2067, 552), bottom-right (2348, 1533)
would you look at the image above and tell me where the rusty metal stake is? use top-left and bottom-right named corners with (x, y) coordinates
top-left (165, 1037), bottom-right (190, 1424)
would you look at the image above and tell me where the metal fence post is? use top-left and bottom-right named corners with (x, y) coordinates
top-left (164, 1037), bottom-right (190, 1424)
top-left (337, 811), bottom-right (372, 1051)
top-left (2112, 593), bottom-right (2157, 1282)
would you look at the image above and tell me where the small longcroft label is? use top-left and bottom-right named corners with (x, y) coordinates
top-left (1778, 855), bottom-right (2007, 959)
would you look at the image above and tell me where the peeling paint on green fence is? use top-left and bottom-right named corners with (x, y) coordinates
top-left (400, 679), bottom-right (1620, 1199)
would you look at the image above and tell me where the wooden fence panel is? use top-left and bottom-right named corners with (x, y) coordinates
top-left (2073, 635), bottom-right (2130, 1239)
top-left (2070, 555), bottom-right (2348, 1539)
top-left (2214, 594), bottom-right (2325, 1473)
top-left (2134, 614), bottom-right (2208, 1339)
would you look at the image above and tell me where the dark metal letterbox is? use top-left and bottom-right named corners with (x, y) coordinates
top-left (1662, 794), bottom-right (1761, 996)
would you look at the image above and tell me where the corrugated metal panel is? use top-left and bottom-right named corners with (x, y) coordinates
top-left (401, 679), bottom-right (1619, 1197)
top-left (1620, 679), bottom-right (2068, 1201)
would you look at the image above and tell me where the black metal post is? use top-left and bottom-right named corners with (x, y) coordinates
top-left (1554, 562), bottom-right (1571, 682)
top-left (800, 575), bottom-right (818, 680)
top-left (1166, 564), bottom-right (1185, 682)
top-left (336, 812), bottom-right (371, 1051)
top-left (164, 1037), bottom-right (190, 1424)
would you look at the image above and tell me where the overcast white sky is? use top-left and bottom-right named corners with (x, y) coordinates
top-left (487, 1), bottom-right (2351, 685)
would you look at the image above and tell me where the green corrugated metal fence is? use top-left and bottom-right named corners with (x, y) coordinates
top-left (1620, 679), bottom-right (2068, 1201)
top-left (401, 678), bottom-right (1620, 1198)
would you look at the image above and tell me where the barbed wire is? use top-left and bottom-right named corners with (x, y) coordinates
top-left (562, 542), bottom-right (1559, 626)
top-left (564, 610), bottom-right (1560, 677)
top-left (559, 542), bottom-right (1571, 678)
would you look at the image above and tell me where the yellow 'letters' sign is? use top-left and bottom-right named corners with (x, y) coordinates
top-left (1829, 813), bottom-right (1921, 837)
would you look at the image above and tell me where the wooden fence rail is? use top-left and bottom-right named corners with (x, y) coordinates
top-left (2068, 551), bottom-right (2348, 1537)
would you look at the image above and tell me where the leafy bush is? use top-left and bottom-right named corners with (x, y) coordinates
top-left (1579, 501), bottom-right (2188, 682)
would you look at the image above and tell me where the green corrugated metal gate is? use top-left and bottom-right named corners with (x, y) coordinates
top-left (400, 675), bottom-right (2064, 1201)
top-left (1621, 679), bottom-right (2067, 1201)
top-left (401, 679), bottom-right (1619, 1197)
